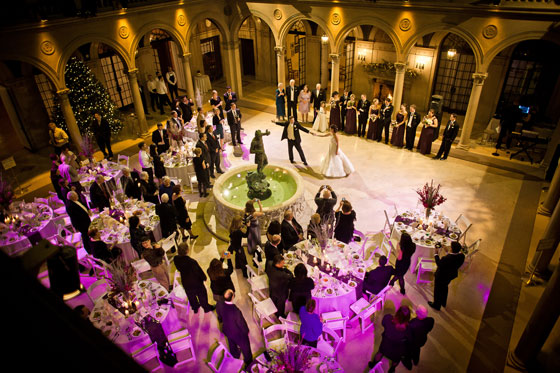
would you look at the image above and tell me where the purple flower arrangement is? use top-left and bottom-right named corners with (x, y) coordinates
top-left (416, 180), bottom-right (447, 210)
top-left (80, 135), bottom-right (95, 160)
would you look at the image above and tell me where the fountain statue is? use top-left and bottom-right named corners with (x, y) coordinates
top-left (246, 129), bottom-right (272, 200)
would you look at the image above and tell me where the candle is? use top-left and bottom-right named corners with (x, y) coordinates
top-left (123, 302), bottom-right (128, 309)
top-left (124, 310), bottom-right (129, 316)
top-left (313, 257), bottom-right (318, 264)
top-left (134, 300), bottom-right (140, 308)
top-left (326, 264), bottom-right (331, 271)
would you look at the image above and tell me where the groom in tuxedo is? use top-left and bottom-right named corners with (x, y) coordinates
top-left (275, 116), bottom-right (314, 166)
top-left (405, 104), bottom-right (421, 150)
top-left (434, 114), bottom-right (460, 160)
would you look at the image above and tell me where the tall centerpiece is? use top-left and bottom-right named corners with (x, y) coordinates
top-left (416, 180), bottom-right (447, 220)
top-left (105, 257), bottom-right (140, 317)
top-left (270, 343), bottom-right (314, 373)
top-left (246, 129), bottom-right (272, 200)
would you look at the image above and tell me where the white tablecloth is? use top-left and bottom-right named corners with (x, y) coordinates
top-left (194, 75), bottom-right (212, 93)
top-left (164, 163), bottom-right (193, 187)
top-left (79, 161), bottom-right (123, 191)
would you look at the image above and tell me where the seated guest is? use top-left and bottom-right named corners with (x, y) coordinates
top-left (88, 228), bottom-right (122, 263)
top-left (299, 299), bottom-right (323, 348)
top-left (264, 234), bottom-right (282, 267)
top-left (334, 199), bottom-right (356, 244)
top-left (267, 254), bottom-right (293, 318)
top-left (158, 176), bottom-right (175, 198)
top-left (207, 253), bottom-right (234, 302)
top-left (403, 305), bottom-right (434, 369)
top-left (363, 255), bottom-right (394, 296)
top-left (140, 235), bottom-right (170, 291)
top-left (315, 185), bottom-right (337, 221)
top-left (151, 122), bottom-right (169, 154)
top-left (306, 213), bottom-right (321, 240)
top-left (65, 191), bottom-right (92, 254)
top-left (120, 168), bottom-right (141, 200)
top-left (281, 209), bottom-right (304, 250)
top-left (155, 193), bottom-right (177, 239)
top-left (174, 242), bottom-right (215, 313)
top-left (229, 215), bottom-right (249, 278)
top-left (139, 171), bottom-right (159, 205)
top-left (172, 184), bottom-right (197, 240)
top-left (266, 220), bottom-right (284, 253)
top-left (149, 144), bottom-right (166, 180)
top-left (73, 305), bottom-right (91, 321)
top-left (90, 174), bottom-right (111, 211)
top-left (289, 263), bottom-right (315, 313)
top-left (369, 306), bottom-right (412, 372)
top-left (138, 142), bottom-right (154, 182)
top-left (129, 215), bottom-right (148, 257)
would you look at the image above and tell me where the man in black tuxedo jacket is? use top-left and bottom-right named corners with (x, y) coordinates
top-left (379, 98), bottom-right (394, 144)
top-left (428, 241), bottom-right (465, 310)
top-left (90, 175), bottom-right (111, 210)
top-left (196, 132), bottom-right (213, 179)
top-left (315, 185), bottom-right (337, 222)
top-left (215, 290), bottom-right (253, 366)
top-left (434, 114), bottom-right (460, 160)
top-left (405, 104), bottom-right (421, 150)
top-left (91, 112), bottom-right (113, 160)
top-left (275, 116), bottom-right (314, 166)
top-left (151, 123), bottom-right (169, 154)
top-left (357, 94), bottom-right (371, 138)
top-left (264, 234), bottom-right (282, 264)
top-left (310, 83), bottom-right (325, 121)
top-left (205, 125), bottom-right (223, 176)
top-left (226, 103), bottom-right (243, 146)
top-left (179, 96), bottom-right (194, 123)
top-left (286, 79), bottom-right (299, 120)
top-left (156, 193), bottom-right (177, 238)
top-left (266, 254), bottom-right (294, 318)
top-left (363, 256), bottom-right (394, 296)
top-left (281, 210), bottom-right (303, 250)
top-left (65, 191), bottom-right (92, 254)
top-left (223, 86), bottom-right (238, 111)
top-left (340, 90), bottom-right (349, 129)
top-left (120, 168), bottom-right (141, 200)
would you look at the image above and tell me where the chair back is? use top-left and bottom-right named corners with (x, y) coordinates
top-left (132, 343), bottom-right (160, 368)
top-left (161, 232), bottom-right (178, 254)
top-left (169, 331), bottom-right (196, 365)
top-left (246, 264), bottom-right (259, 279)
top-left (117, 154), bottom-right (130, 168)
top-left (467, 238), bottom-right (481, 253)
top-left (86, 279), bottom-right (107, 305)
top-left (383, 210), bottom-right (393, 236)
top-left (279, 316), bottom-right (301, 342)
top-left (263, 324), bottom-right (286, 350)
top-left (318, 326), bottom-right (342, 357)
top-left (455, 214), bottom-right (472, 243)
top-left (208, 342), bottom-right (231, 372)
top-left (247, 292), bottom-right (260, 306)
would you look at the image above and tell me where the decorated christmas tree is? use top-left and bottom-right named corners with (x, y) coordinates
top-left (53, 57), bottom-right (122, 136)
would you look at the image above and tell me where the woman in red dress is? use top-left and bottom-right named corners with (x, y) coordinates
top-left (344, 94), bottom-right (357, 134)
top-left (366, 98), bottom-right (380, 140)
top-left (391, 104), bottom-right (408, 148)
top-left (417, 109), bottom-right (439, 155)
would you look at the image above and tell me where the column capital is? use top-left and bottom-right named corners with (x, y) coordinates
top-left (182, 52), bottom-right (192, 60)
top-left (394, 62), bottom-right (407, 72)
top-left (57, 88), bottom-right (70, 97)
top-left (221, 40), bottom-right (240, 51)
top-left (274, 46), bottom-right (285, 56)
top-left (329, 53), bottom-right (340, 63)
top-left (472, 72), bottom-right (488, 85)
top-left (127, 68), bottom-right (139, 76)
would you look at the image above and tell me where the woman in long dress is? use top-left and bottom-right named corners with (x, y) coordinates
top-left (344, 94), bottom-right (357, 134)
top-left (366, 98), bottom-right (380, 140)
top-left (209, 90), bottom-right (224, 120)
top-left (320, 126), bottom-right (355, 178)
top-left (417, 109), bottom-right (439, 155)
top-left (244, 199), bottom-right (263, 259)
top-left (329, 92), bottom-right (341, 130)
top-left (391, 104), bottom-right (408, 148)
top-left (312, 101), bottom-right (329, 133)
top-left (275, 83), bottom-right (286, 121)
top-left (298, 85), bottom-right (311, 123)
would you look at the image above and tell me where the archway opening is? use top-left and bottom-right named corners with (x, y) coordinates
top-left (190, 19), bottom-right (225, 83)
top-left (237, 16), bottom-right (275, 83)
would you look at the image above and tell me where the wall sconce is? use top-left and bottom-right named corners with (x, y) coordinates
top-left (447, 49), bottom-right (457, 59)
top-left (415, 55), bottom-right (429, 70)
top-left (321, 35), bottom-right (329, 44)
top-left (357, 49), bottom-right (367, 62)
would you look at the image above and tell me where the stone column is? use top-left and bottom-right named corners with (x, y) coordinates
top-left (538, 166), bottom-right (560, 216)
top-left (221, 40), bottom-right (243, 97)
top-left (507, 257), bottom-right (560, 370)
top-left (274, 46), bottom-right (286, 86)
top-left (57, 88), bottom-right (82, 153)
top-left (127, 68), bottom-right (148, 135)
top-left (181, 53), bottom-right (195, 99)
top-left (392, 62), bottom-right (407, 120)
top-left (527, 199), bottom-right (560, 277)
top-left (330, 54), bottom-right (340, 97)
top-left (321, 42), bottom-right (329, 88)
top-left (458, 73), bottom-right (488, 150)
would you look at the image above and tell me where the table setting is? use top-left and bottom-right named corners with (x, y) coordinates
top-left (78, 160), bottom-right (122, 191)
top-left (250, 344), bottom-right (343, 373)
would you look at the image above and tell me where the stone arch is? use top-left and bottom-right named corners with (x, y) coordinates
top-left (278, 14), bottom-right (335, 50)
top-left (335, 18), bottom-right (402, 59)
top-left (482, 31), bottom-right (552, 70)
top-left (0, 54), bottom-right (62, 90)
top-left (184, 14), bottom-right (230, 50)
top-left (131, 22), bottom-right (187, 58)
top-left (231, 10), bottom-right (279, 45)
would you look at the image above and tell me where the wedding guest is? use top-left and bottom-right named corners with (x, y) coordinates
top-left (192, 148), bottom-right (210, 197)
top-left (156, 193), bottom-right (177, 239)
top-left (403, 305), bottom-right (434, 369)
top-left (50, 157), bottom-right (63, 200)
top-left (58, 179), bottom-right (71, 203)
top-left (139, 171), bottom-right (159, 205)
top-left (91, 112), bottom-right (113, 160)
top-left (149, 144), bottom-right (166, 180)
top-left (48, 122), bottom-right (69, 155)
top-left (156, 75), bottom-right (172, 114)
top-left (340, 90), bottom-right (349, 130)
top-left (311, 83), bottom-right (325, 121)
top-left (65, 191), bottom-right (92, 254)
top-left (223, 86), bottom-right (238, 112)
top-left (494, 99), bottom-right (522, 154)
top-left (329, 92), bottom-right (341, 130)
top-left (391, 104), bottom-right (407, 148)
top-left (357, 94), bottom-right (371, 138)
top-left (334, 200), bottom-right (356, 244)
top-left (74, 305), bottom-right (91, 320)
top-left (306, 213), bottom-right (321, 240)
top-left (417, 109), bottom-right (438, 155)
top-left (289, 263), bottom-right (315, 313)
top-left (363, 255), bottom-right (394, 296)
top-left (58, 154), bottom-right (79, 185)
top-left (138, 142), bottom-right (154, 182)
top-left (212, 108), bottom-right (225, 150)
top-left (120, 168), bottom-right (141, 200)
top-left (366, 98), bottom-right (381, 141)
top-left (229, 215), bottom-right (249, 278)
top-left (158, 176), bottom-right (175, 198)
top-left (166, 66), bottom-right (178, 100)
top-left (147, 74), bottom-right (159, 112)
top-left (315, 185), bottom-right (337, 222)
top-left (405, 104), bottom-right (421, 150)
top-left (266, 220), bottom-right (284, 254)
top-left (344, 94), bottom-right (357, 134)
top-left (380, 98), bottom-right (394, 144)
top-left (172, 184), bottom-right (197, 240)
top-left (88, 228), bottom-right (121, 263)
top-left (167, 110), bottom-right (184, 148)
top-left (141, 235), bottom-right (170, 291)
top-left (179, 96), bottom-right (194, 123)
top-left (275, 83), bottom-right (286, 121)
top-left (205, 124), bottom-right (223, 176)
top-left (244, 199), bottom-right (263, 260)
top-left (196, 107), bottom-right (205, 132)
top-left (281, 209), bottom-right (304, 250)
top-left (286, 79), bottom-right (298, 120)
top-left (226, 103), bottom-right (243, 146)
top-left (434, 113), bottom-right (460, 160)
top-left (389, 232), bottom-right (416, 295)
top-left (61, 147), bottom-right (79, 170)
top-left (174, 242), bottom-right (215, 313)
top-left (210, 90), bottom-right (225, 119)
top-left (428, 241), bottom-right (465, 311)
top-left (151, 122), bottom-right (169, 154)
top-left (299, 299), bottom-right (323, 348)
top-left (311, 101), bottom-right (328, 133)
top-left (207, 253), bottom-right (235, 302)
top-left (264, 234), bottom-right (282, 267)
top-left (129, 215), bottom-right (148, 257)
top-left (90, 174), bottom-right (111, 210)
top-left (298, 84), bottom-right (311, 123)
top-left (267, 254), bottom-right (293, 318)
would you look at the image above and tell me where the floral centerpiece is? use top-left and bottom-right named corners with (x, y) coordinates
top-left (307, 213), bottom-right (335, 250)
top-left (105, 257), bottom-right (139, 316)
top-left (80, 134), bottom-right (95, 164)
top-left (416, 180), bottom-right (447, 219)
top-left (0, 180), bottom-right (14, 213)
top-left (270, 343), bottom-right (314, 373)
top-left (363, 59), bottom-right (419, 79)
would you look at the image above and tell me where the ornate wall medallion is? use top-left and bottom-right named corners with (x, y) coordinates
top-left (40, 40), bottom-right (55, 55)
top-left (177, 14), bottom-right (186, 26)
top-left (331, 13), bottom-right (341, 26)
top-left (118, 26), bottom-right (129, 39)
top-left (483, 25), bottom-right (498, 39)
top-left (273, 9), bottom-right (282, 21)
top-left (399, 18), bottom-right (411, 32)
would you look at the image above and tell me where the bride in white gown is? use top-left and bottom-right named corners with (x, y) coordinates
top-left (320, 126), bottom-right (355, 177)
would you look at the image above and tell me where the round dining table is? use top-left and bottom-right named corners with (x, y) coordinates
top-left (249, 345), bottom-right (343, 373)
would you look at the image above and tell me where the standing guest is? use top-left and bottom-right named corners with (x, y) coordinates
top-left (48, 122), bottom-right (69, 155)
top-left (329, 92), bottom-right (341, 130)
top-left (357, 94), bottom-right (371, 138)
top-left (405, 104), bottom-right (421, 150)
top-left (434, 113), bottom-right (460, 160)
top-left (264, 234), bottom-right (282, 266)
top-left (281, 209), bottom-right (303, 250)
top-left (58, 155), bottom-right (81, 193)
top-left (207, 253), bottom-right (235, 302)
top-left (196, 132), bottom-right (212, 181)
top-left (389, 232), bottom-right (416, 295)
top-left (340, 90), bottom-right (349, 131)
top-left (65, 191), bottom-right (92, 254)
top-left (61, 147), bottom-right (80, 170)
top-left (120, 168), bottom-right (141, 200)
top-left (167, 110), bottom-right (184, 148)
top-left (90, 174), bottom-right (111, 210)
top-left (286, 79), bottom-right (298, 119)
top-left (192, 147), bottom-right (210, 198)
top-left (141, 236), bottom-right (170, 291)
top-left (363, 255), bottom-right (395, 296)
top-left (205, 125), bottom-right (223, 176)
top-left (229, 215), bottom-right (249, 278)
top-left (403, 305), bottom-right (434, 369)
top-left (298, 84), bottom-right (312, 123)
top-left (58, 179), bottom-right (73, 203)
top-left (306, 213), bottom-right (321, 240)
top-left (173, 98), bottom-right (183, 118)
top-left (380, 98), bottom-right (394, 144)
top-left (88, 228), bottom-right (121, 263)
top-left (172, 184), bottom-right (198, 240)
top-left (147, 74), bottom-right (159, 113)
top-left (158, 176), bottom-right (175, 199)
top-left (223, 86), bottom-right (238, 112)
top-left (367, 99), bottom-right (381, 141)
top-left (138, 142), bottom-right (154, 182)
top-left (344, 94), bottom-right (357, 134)
top-left (368, 306), bottom-right (412, 372)
top-left (139, 171), bottom-right (159, 205)
top-left (129, 215), bottom-right (148, 257)
top-left (289, 263), bottom-right (315, 313)
top-left (315, 185), bottom-right (337, 222)
top-left (165, 66), bottom-right (178, 101)
top-left (417, 109), bottom-right (439, 155)
top-left (196, 107), bottom-right (205, 131)
top-left (91, 112), bottom-right (113, 160)
top-left (311, 83), bottom-right (325, 121)
top-left (494, 99), bottom-right (522, 155)
top-left (267, 254), bottom-right (293, 318)
top-left (275, 116), bottom-right (314, 166)
top-left (266, 220), bottom-right (284, 254)
top-left (227, 103), bottom-right (243, 146)
top-left (299, 299), bottom-right (323, 348)
top-left (156, 75), bottom-right (172, 114)
top-left (428, 241), bottom-right (465, 311)
top-left (215, 289), bottom-right (253, 367)
top-left (210, 90), bottom-right (225, 119)
top-left (275, 83), bottom-right (286, 121)
top-left (50, 154), bottom-right (63, 200)
top-left (174, 242), bottom-right (215, 313)
top-left (311, 101), bottom-right (328, 133)
top-left (179, 96), bottom-right (194, 123)
top-left (334, 200), bottom-right (356, 244)
top-left (244, 198), bottom-right (263, 259)
top-left (391, 104), bottom-right (408, 148)
top-left (155, 193), bottom-right (177, 239)
top-left (151, 122), bottom-right (169, 154)
top-left (149, 144), bottom-right (166, 180)
top-left (212, 108), bottom-right (225, 150)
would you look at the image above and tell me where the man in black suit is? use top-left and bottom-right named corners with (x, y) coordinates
top-left (379, 98), bottom-right (393, 144)
top-left (156, 193), bottom-right (177, 238)
top-left (151, 123), bottom-right (169, 154)
top-left (275, 116), bottom-right (314, 166)
top-left (340, 90), bottom-right (349, 130)
top-left (402, 305), bottom-right (434, 369)
top-left (363, 255), bottom-right (394, 296)
top-left (405, 104), bottom-right (421, 150)
top-left (315, 185), bottom-right (337, 222)
top-left (357, 94), bottom-right (371, 138)
top-left (434, 114), bottom-right (460, 160)
top-left (174, 242), bottom-right (215, 313)
top-left (428, 241), bottom-right (465, 311)
top-left (310, 83), bottom-right (325, 121)
top-left (264, 234), bottom-right (282, 264)
top-left (286, 79), bottom-right (298, 120)
top-left (91, 112), bottom-right (113, 160)
top-left (120, 168), bottom-right (141, 200)
top-left (267, 254), bottom-right (294, 318)
top-left (196, 132), bottom-right (213, 179)
top-left (494, 99), bottom-right (522, 155)
top-left (223, 86), bottom-right (238, 112)
top-left (226, 103), bottom-right (243, 146)
top-left (215, 289), bottom-right (253, 366)
top-left (90, 175), bottom-right (111, 211)
top-left (281, 210), bottom-right (303, 250)
top-left (179, 96), bottom-right (194, 123)
top-left (205, 125), bottom-right (223, 176)
top-left (65, 191), bottom-right (92, 254)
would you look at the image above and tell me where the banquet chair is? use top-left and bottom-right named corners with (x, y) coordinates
top-left (186, 162), bottom-right (198, 192)
top-left (416, 258), bottom-right (437, 284)
top-left (168, 329), bottom-right (196, 367)
top-left (383, 210), bottom-right (394, 238)
top-left (131, 343), bottom-right (164, 372)
top-left (368, 236), bottom-right (392, 265)
top-left (34, 197), bottom-right (50, 205)
top-left (86, 278), bottom-right (108, 306)
top-left (392, 204), bottom-right (399, 218)
top-left (349, 296), bottom-right (380, 334)
top-left (131, 259), bottom-right (154, 281)
top-left (246, 264), bottom-right (269, 299)
top-left (56, 224), bottom-right (82, 248)
top-left (349, 229), bottom-right (365, 252)
top-left (263, 324), bottom-right (287, 352)
top-left (455, 214), bottom-right (472, 245)
top-left (248, 292), bottom-right (278, 327)
top-left (279, 313), bottom-right (301, 343)
top-left (207, 341), bottom-right (244, 373)
top-left (159, 232), bottom-right (178, 260)
top-left (369, 360), bottom-right (386, 373)
top-left (317, 327), bottom-right (343, 358)
top-left (52, 214), bottom-right (74, 231)
top-left (321, 311), bottom-right (348, 342)
top-left (117, 154), bottom-right (129, 168)
top-left (462, 238), bottom-right (482, 272)
top-left (253, 246), bottom-right (266, 274)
